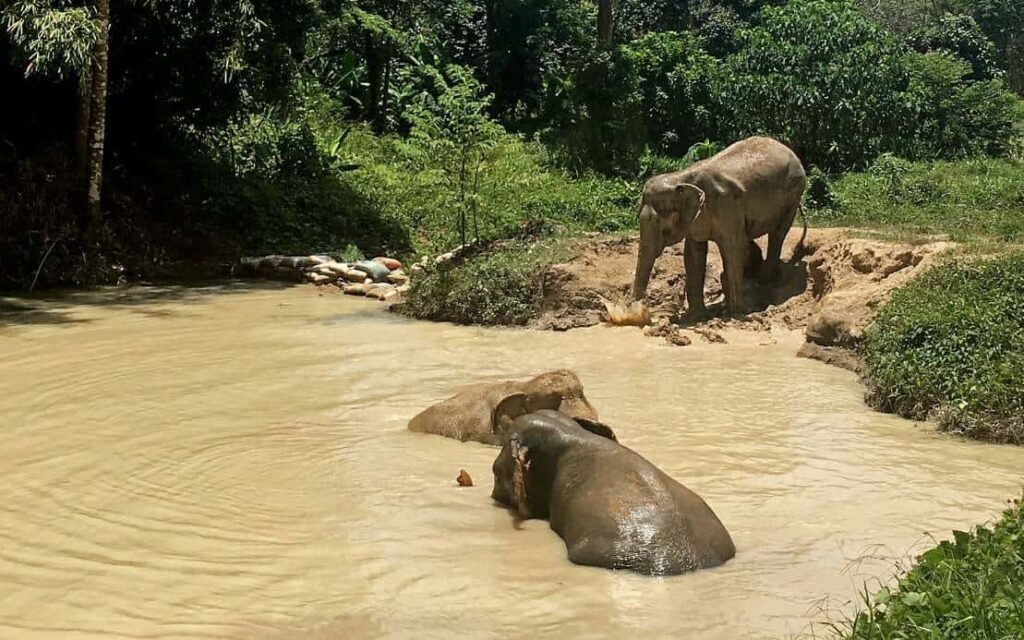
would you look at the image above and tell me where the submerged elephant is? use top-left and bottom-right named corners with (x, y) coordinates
top-left (491, 408), bottom-right (735, 575)
top-left (407, 370), bottom-right (600, 445)
top-left (632, 136), bottom-right (807, 316)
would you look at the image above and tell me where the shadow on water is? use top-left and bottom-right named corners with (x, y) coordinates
top-left (0, 279), bottom-right (296, 328)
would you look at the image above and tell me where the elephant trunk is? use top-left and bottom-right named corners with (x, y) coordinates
top-left (632, 204), bottom-right (661, 301)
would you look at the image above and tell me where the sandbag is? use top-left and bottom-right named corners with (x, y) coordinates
top-left (238, 257), bottom-right (261, 274)
top-left (374, 256), bottom-right (402, 271)
top-left (295, 255), bottom-right (330, 269)
top-left (341, 270), bottom-right (368, 283)
top-left (343, 284), bottom-right (368, 296)
top-left (365, 283), bottom-right (397, 300)
top-left (387, 270), bottom-right (408, 285)
top-left (352, 260), bottom-right (391, 282)
top-left (305, 273), bottom-right (332, 285)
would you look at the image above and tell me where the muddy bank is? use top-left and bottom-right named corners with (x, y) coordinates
top-left (531, 228), bottom-right (953, 368)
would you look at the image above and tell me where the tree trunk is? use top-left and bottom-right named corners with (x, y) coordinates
top-left (75, 71), bottom-right (92, 186)
top-left (85, 0), bottom-right (110, 237)
top-left (597, 0), bottom-right (613, 45)
top-left (379, 47), bottom-right (392, 134)
top-left (75, 70), bottom-right (92, 229)
top-left (365, 33), bottom-right (383, 133)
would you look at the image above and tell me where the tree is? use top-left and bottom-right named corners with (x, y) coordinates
top-left (946, 0), bottom-right (1024, 94)
top-left (598, 0), bottom-right (613, 44)
top-left (2, 0), bottom-right (99, 215)
top-left (407, 64), bottom-right (503, 247)
top-left (84, 0), bottom-right (108, 234)
top-left (724, 0), bottom-right (916, 169)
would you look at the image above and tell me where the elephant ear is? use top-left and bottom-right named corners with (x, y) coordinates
top-left (573, 417), bottom-right (618, 442)
top-left (509, 434), bottom-right (531, 518)
top-left (675, 182), bottom-right (707, 222)
top-left (491, 392), bottom-right (530, 437)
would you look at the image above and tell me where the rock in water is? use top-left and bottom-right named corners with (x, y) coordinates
top-left (456, 469), bottom-right (473, 487)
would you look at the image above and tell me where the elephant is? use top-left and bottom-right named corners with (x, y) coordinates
top-left (632, 136), bottom-right (807, 317)
top-left (407, 370), bottom-right (600, 445)
top-left (490, 406), bottom-right (735, 576)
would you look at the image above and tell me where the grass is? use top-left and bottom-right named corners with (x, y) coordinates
top-left (809, 157), bottom-right (1024, 244)
top-left (337, 126), bottom-right (638, 256)
top-left (863, 252), bottom-right (1024, 444)
top-left (829, 496), bottom-right (1024, 639)
top-left (397, 238), bottom-right (574, 326)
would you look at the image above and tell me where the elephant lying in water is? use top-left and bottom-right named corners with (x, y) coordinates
top-left (407, 370), bottom-right (600, 445)
top-left (491, 407), bottom-right (735, 575)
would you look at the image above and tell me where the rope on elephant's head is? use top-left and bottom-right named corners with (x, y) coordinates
top-left (679, 183), bottom-right (707, 221)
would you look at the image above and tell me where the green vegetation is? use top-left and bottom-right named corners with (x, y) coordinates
top-left (863, 252), bottom-right (1024, 444)
top-left (340, 127), bottom-right (635, 257)
top-left (831, 496), bottom-right (1024, 638)
top-left (809, 156), bottom-right (1024, 243)
top-left (401, 240), bottom-right (571, 326)
top-left (4, 0), bottom-right (1023, 288)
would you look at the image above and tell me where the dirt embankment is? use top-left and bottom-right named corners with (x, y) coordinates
top-left (531, 229), bottom-right (953, 370)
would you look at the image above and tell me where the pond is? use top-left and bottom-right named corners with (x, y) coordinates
top-left (1, 283), bottom-right (1022, 639)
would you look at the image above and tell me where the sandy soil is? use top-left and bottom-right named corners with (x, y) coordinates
top-left (530, 228), bottom-right (953, 370)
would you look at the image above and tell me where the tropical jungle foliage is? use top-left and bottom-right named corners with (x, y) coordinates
top-left (2, 0), bottom-right (1022, 288)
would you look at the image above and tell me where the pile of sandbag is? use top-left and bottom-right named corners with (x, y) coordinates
top-left (408, 242), bottom-right (476, 275)
top-left (237, 255), bottom-right (409, 301)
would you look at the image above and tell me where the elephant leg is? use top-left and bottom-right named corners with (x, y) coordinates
top-left (719, 239), bottom-right (746, 316)
top-left (760, 206), bottom-right (798, 284)
top-left (684, 239), bottom-right (708, 318)
top-left (744, 240), bottom-right (763, 278)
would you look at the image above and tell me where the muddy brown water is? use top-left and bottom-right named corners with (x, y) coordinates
top-left (2, 283), bottom-right (1023, 639)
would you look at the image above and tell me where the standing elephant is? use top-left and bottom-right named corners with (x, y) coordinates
top-left (408, 370), bottom-right (600, 445)
top-left (491, 407), bottom-right (735, 575)
top-left (632, 136), bottom-right (806, 317)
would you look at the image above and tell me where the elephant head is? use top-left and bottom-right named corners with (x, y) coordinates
top-left (632, 176), bottom-right (707, 301)
top-left (520, 369), bottom-right (599, 421)
top-left (490, 408), bottom-right (617, 518)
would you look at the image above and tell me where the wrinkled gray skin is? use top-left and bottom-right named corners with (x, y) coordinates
top-left (491, 409), bottom-right (735, 576)
top-left (407, 370), bottom-right (601, 445)
top-left (633, 136), bottom-right (807, 316)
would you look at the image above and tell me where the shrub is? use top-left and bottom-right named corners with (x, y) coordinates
top-left (197, 110), bottom-right (332, 180)
top-left (908, 13), bottom-right (1004, 81)
top-left (864, 252), bottom-right (1024, 443)
top-left (723, 0), bottom-right (914, 170)
top-left (904, 51), bottom-right (1018, 158)
top-left (804, 166), bottom-right (837, 211)
top-left (343, 126), bottom-right (636, 254)
top-left (399, 242), bottom-right (563, 325)
top-left (722, 1), bottom-right (1018, 170)
top-left (836, 496), bottom-right (1024, 639)
top-left (546, 30), bottom-right (723, 175)
top-left (819, 157), bottom-right (1024, 242)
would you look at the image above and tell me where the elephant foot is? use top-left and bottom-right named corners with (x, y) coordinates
top-left (684, 306), bottom-right (709, 323)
